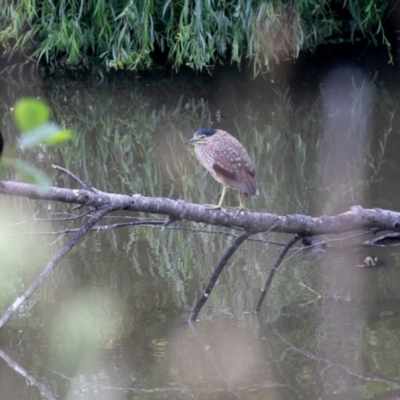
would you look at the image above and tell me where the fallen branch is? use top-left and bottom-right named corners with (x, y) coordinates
top-left (1, 171), bottom-right (400, 323)
top-left (2, 179), bottom-right (400, 235)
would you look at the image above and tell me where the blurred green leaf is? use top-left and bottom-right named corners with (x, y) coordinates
top-left (14, 98), bottom-right (51, 132)
top-left (5, 98), bottom-right (73, 188)
top-left (20, 122), bottom-right (73, 148)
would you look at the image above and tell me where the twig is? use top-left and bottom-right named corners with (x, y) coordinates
top-left (1, 219), bottom-right (287, 247)
top-left (0, 348), bottom-right (56, 400)
top-left (0, 204), bottom-right (114, 329)
top-left (270, 323), bottom-right (400, 387)
top-left (47, 233), bottom-right (68, 247)
top-left (255, 234), bottom-right (301, 313)
top-left (189, 231), bottom-right (252, 322)
top-left (52, 164), bottom-right (96, 191)
top-left (161, 215), bottom-right (178, 232)
top-left (4, 210), bottom-right (95, 226)
top-left (298, 282), bottom-right (323, 306)
top-left (258, 322), bottom-right (303, 398)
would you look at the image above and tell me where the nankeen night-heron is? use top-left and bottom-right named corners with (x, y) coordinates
top-left (184, 128), bottom-right (257, 211)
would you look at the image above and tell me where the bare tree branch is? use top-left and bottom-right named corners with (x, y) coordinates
top-left (2, 180), bottom-right (400, 235)
top-left (189, 231), bottom-right (252, 322)
top-left (52, 164), bottom-right (95, 191)
top-left (0, 348), bottom-right (56, 400)
top-left (255, 234), bottom-right (301, 313)
top-left (2, 170), bottom-right (400, 323)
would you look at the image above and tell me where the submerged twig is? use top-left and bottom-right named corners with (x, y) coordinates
top-left (0, 348), bottom-right (56, 400)
top-left (270, 323), bottom-right (400, 388)
top-left (0, 204), bottom-right (115, 329)
top-left (298, 282), bottom-right (323, 306)
top-left (189, 231), bottom-right (252, 322)
top-left (255, 234), bottom-right (301, 313)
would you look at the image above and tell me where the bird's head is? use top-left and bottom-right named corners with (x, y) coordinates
top-left (184, 129), bottom-right (217, 145)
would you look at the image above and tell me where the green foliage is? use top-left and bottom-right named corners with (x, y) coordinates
top-left (14, 98), bottom-right (50, 132)
top-left (1, 98), bottom-right (72, 189)
top-left (0, 0), bottom-right (392, 75)
top-left (14, 98), bottom-right (72, 147)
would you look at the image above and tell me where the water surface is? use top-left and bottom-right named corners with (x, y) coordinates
top-left (0, 56), bottom-right (400, 399)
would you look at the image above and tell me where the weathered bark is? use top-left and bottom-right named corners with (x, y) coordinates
top-left (1, 179), bottom-right (400, 235)
top-left (1, 176), bottom-right (400, 324)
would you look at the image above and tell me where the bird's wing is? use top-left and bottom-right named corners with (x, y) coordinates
top-left (213, 163), bottom-right (257, 195)
top-left (213, 163), bottom-right (236, 181)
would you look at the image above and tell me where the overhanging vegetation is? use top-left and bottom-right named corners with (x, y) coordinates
top-left (0, 0), bottom-right (392, 75)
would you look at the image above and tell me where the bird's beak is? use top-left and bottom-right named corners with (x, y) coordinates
top-left (184, 137), bottom-right (197, 145)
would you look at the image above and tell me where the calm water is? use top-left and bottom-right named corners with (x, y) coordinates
top-left (1, 53), bottom-right (400, 399)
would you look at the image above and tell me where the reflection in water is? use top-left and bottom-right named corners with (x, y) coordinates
top-left (0, 348), bottom-right (56, 400)
top-left (319, 66), bottom-right (373, 214)
top-left (178, 319), bottom-right (281, 400)
top-left (317, 66), bottom-right (374, 397)
top-left (0, 60), bottom-right (400, 399)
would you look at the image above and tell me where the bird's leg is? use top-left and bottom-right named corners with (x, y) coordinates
top-left (232, 192), bottom-right (251, 213)
top-left (204, 185), bottom-right (227, 211)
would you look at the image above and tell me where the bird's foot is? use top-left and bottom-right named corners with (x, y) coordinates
top-left (232, 204), bottom-right (251, 214)
top-left (204, 204), bottom-right (228, 214)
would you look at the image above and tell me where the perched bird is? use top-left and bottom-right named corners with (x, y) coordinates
top-left (184, 128), bottom-right (257, 211)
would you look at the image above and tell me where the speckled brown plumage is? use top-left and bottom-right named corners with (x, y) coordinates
top-left (185, 128), bottom-right (257, 210)
top-left (194, 130), bottom-right (257, 195)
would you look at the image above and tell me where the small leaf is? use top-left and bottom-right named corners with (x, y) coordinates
top-left (14, 98), bottom-right (51, 132)
top-left (47, 129), bottom-right (73, 144)
top-left (20, 122), bottom-right (72, 148)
